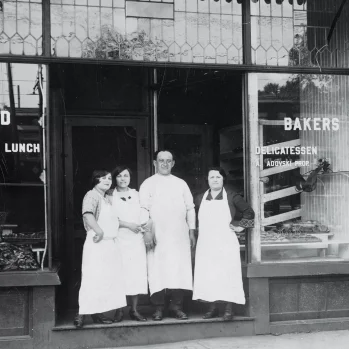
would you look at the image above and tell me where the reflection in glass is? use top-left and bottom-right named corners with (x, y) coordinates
top-left (251, 0), bottom-right (349, 68)
top-left (50, 0), bottom-right (243, 64)
top-left (0, 63), bottom-right (44, 184)
top-left (257, 73), bottom-right (349, 262)
top-left (0, 62), bottom-right (46, 256)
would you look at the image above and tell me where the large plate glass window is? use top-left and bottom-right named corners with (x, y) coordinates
top-left (257, 72), bottom-right (349, 262)
top-left (0, 63), bottom-right (48, 271)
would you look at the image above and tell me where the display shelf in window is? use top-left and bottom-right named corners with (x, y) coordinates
top-left (1, 231), bottom-right (46, 245)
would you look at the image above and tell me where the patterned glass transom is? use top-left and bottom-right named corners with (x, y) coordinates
top-left (50, 0), bottom-right (243, 64)
top-left (0, 0), bottom-right (42, 56)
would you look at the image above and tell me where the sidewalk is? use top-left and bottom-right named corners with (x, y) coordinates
top-left (102, 330), bottom-right (349, 349)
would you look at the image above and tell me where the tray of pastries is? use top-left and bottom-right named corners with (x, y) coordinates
top-left (261, 228), bottom-right (322, 244)
top-left (283, 220), bottom-right (330, 234)
top-left (1, 231), bottom-right (45, 244)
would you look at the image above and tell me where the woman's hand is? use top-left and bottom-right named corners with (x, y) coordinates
top-left (119, 220), bottom-right (143, 234)
top-left (230, 224), bottom-right (244, 233)
top-left (143, 231), bottom-right (155, 251)
top-left (142, 220), bottom-right (156, 251)
top-left (93, 231), bottom-right (104, 243)
top-left (127, 222), bottom-right (143, 234)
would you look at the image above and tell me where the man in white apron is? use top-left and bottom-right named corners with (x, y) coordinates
top-left (139, 150), bottom-right (196, 321)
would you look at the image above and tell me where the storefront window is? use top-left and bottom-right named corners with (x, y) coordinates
top-left (251, 0), bottom-right (349, 68)
top-left (257, 72), bottom-right (349, 262)
top-left (0, 63), bottom-right (48, 271)
top-left (50, 0), bottom-right (243, 64)
top-left (0, 0), bottom-right (43, 56)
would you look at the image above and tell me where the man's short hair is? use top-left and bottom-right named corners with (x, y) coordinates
top-left (153, 149), bottom-right (176, 161)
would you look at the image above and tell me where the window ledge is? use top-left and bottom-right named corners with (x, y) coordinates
top-left (246, 260), bottom-right (349, 278)
top-left (0, 265), bottom-right (61, 287)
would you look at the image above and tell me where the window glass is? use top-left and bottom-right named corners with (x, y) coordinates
top-left (257, 72), bottom-right (349, 262)
top-left (251, 0), bottom-right (349, 68)
top-left (0, 0), bottom-right (43, 56)
top-left (50, 0), bottom-right (243, 64)
top-left (0, 63), bottom-right (47, 270)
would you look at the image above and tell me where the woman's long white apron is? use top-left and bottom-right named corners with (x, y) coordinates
top-left (78, 198), bottom-right (126, 314)
top-left (147, 178), bottom-right (193, 295)
top-left (112, 189), bottom-right (148, 295)
top-left (193, 189), bottom-right (245, 304)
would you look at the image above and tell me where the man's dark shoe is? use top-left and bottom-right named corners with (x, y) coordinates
top-left (91, 313), bottom-right (113, 324)
top-left (169, 309), bottom-right (188, 320)
top-left (129, 309), bottom-right (147, 322)
top-left (203, 307), bottom-right (219, 319)
top-left (152, 308), bottom-right (163, 321)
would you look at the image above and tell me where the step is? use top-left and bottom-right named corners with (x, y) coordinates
top-left (52, 311), bottom-right (255, 349)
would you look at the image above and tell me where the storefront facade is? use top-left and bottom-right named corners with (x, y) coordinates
top-left (1, 1), bottom-right (349, 348)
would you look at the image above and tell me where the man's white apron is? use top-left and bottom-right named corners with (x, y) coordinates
top-left (147, 184), bottom-right (193, 295)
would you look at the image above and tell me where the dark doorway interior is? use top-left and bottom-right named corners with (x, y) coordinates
top-left (157, 68), bottom-right (244, 196)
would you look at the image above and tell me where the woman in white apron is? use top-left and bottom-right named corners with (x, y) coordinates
top-left (111, 166), bottom-right (150, 322)
top-left (193, 167), bottom-right (254, 321)
top-left (74, 170), bottom-right (126, 328)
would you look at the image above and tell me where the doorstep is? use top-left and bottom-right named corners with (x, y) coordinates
top-left (51, 309), bottom-right (255, 349)
top-left (53, 313), bottom-right (254, 330)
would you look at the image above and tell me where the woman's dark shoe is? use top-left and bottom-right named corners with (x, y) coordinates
top-left (73, 314), bottom-right (85, 329)
top-left (113, 309), bottom-right (124, 323)
top-left (202, 307), bottom-right (219, 319)
top-left (222, 303), bottom-right (234, 321)
top-left (169, 309), bottom-right (188, 320)
top-left (152, 307), bottom-right (163, 321)
top-left (91, 313), bottom-right (113, 324)
top-left (129, 309), bottom-right (147, 322)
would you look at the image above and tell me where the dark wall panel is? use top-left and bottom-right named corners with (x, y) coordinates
top-left (270, 277), bottom-right (349, 321)
top-left (0, 287), bottom-right (30, 337)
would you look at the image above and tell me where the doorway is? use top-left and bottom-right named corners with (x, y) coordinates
top-left (61, 116), bottom-right (149, 310)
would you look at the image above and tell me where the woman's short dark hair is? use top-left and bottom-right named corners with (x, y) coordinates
top-left (111, 165), bottom-right (132, 188)
top-left (91, 169), bottom-right (111, 188)
top-left (207, 167), bottom-right (227, 182)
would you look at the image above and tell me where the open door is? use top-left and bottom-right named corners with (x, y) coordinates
top-left (62, 116), bottom-right (149, 310)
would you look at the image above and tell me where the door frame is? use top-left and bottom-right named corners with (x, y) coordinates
top-left (63, 115), bottom-right (150, 308)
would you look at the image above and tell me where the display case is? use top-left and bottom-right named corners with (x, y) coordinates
top-left (254, 72), bottom-right (349, 263)
top-left (0, 63), bottom-right (49, 271)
